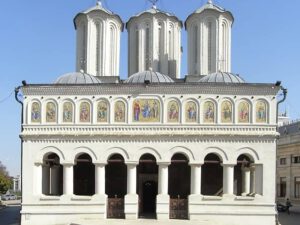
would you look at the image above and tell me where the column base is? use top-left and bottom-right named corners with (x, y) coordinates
top-left (125, 194), bottom-right (138, 219)
top-left (222, 194), bottom-right (235, 200)
top-left (156, 194), bottom-right (170, 220)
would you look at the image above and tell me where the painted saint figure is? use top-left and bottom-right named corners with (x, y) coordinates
top-left (168, 101), bottom-right (179, 122)
top-left (31, 102), bottom-right (41, 123)
top-left (238, 101), bottom-right (249, 123)
top-left (221, 101), bottom-right (232, 123)
top-left (186, 101), bottom-right (197, 122)
top-left (256, 101), bottom-right (267, 123)
top-left (80, 102), bottom-right (90, 122)
top-left (134, 101), bottom-right (141, 121)
top-left (97, 101), bottom-right (108, 122)
top-left (115, 101), bottom-right (125, 122)
top-left (46, 102), bottom-right (56, 123)
top-left (63, 102), bottom-right (73, 123)
top-left (204, 101), bottom-right (215, 123)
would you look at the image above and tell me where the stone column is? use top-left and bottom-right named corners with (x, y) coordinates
top-left (63, 163), bottom-right (74, 195)
top-left (95, 163), bottom-right (106, 195)
top-left (125, 162), bottom-right (138, 219)
top-left (250, 165), bottom-right (256, 194)
top-left (50, 165), bottom-right (60, 195)
top-left (42, 165), bottom-right (50, 195)
top-left (157, 162), bottom-right (170, 220)
top-left (254, 164), bottom-right (263, 195)
top-left (242, 166), bottom-right (251, 195)
top-left (35, 163), bottom-right (43, 195)
top-left (190, 164), bottom-right (202, 195)
top-left (223, 164), bottom-right (235, 196)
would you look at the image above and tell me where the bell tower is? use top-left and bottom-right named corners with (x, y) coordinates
top-left (185, 0), bottom-right (234, 75)
top-left (74, 1), bottom-right (123, 76)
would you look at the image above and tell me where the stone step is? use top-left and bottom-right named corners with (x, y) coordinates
top-left (70, 219), bottom-right (213, 225)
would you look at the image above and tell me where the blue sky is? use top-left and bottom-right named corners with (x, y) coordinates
top-left (0, 0), bottom-right (299, 176)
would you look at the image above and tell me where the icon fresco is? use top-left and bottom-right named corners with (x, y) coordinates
top-left (185, 101), bottom-right (197, 123)
top-left (203, 101), bottom-right (215, 123)
top-left (238, 101), bottom-right (250, 123)
top-left (221, 100), bottom-right (232, 123)
top-left (80, 102), bottom-right (91, 122)
top-left (46, 102), bottom-right (56, 123)
top-left (63, 102), bottom-right (73, 123)
top-left (31, 102), bottom-right (41, 123)
top-left (256, 101), bottom-right (267, 123)
top-left (133, 99), bottom-right (160, 122)
top-left (168, 100), bottom-right (179, 123)
top-left (115, 101), bottom-right (126, 122)
top-left (97, 101), bottom-right (109, 123)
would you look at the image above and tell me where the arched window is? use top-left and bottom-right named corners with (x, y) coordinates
top-left (238, 101), bottom-right (250, 123)
top-left (109, 24), bottom-right (116, 75)
top-left (63, 102), bottom-right (73, 123)
top-left (114, 101), bottom-right (126, 123)
top-left (256, 100), bottom-right (268, 123)
top-left (194, 25), bottom-right (198, 64)
top-left (167, 100), bottom-right (180, 123)
top-left (74, 153), bottom-right (95, 196)
top-left (203, 101), bottom-right (215, 123)
top-left (79, 102), bottom-right (91, 123)
top-left (46, 102), bottom-right (57, 123)
top-left (221, 100), bottom-right (233, 123)
top-left (31, 102), bottom-right (41, 123)
top-left (135, 27), bottom-right (139, 72)
top-left (185, 101), bottom-right (197, 123)
top-left (145, 25), bottom-right (150, 70)
top-left (202, 153), bottom-right (223, 196)
top-left (158, 22), bottom-right (163, 72)
top-left (221, 21), bottom-right (227, 71)
top-left (95, 21), bottom-right (102, 76)
top-left (97, 100), bottom-right (109, 123)
top-left (42, 153), bottom-right (63, 196)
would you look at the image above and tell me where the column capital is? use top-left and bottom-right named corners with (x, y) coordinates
top-left (61, 162), bottom-right (74, 166)
top-left (189, 162), bottom-right (203, 166)
top-left (34, 162), bottom-right (43, 166)
top-left (125, 161), bottom-right (138, 166)
top-left (94, 161), bottom-right (107, 166)
top-left (221, 163), bottom-right (236, 167)
top-left (157, 161), bottom-right (170, 166)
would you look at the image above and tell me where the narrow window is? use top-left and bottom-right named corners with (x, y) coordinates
top-left (207, 22), bottom-right (212, 73)
top-left (145, 26), bottom-right (150, 70)
top-left (95, 22), bottom-right (101, 75)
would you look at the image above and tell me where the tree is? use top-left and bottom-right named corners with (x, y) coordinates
top-left (0, 161), bottom-right (12, 194)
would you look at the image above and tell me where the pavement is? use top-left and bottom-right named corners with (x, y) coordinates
top-left (278, 204), bottom-right (300, 225)
top-left (0, 205), bottom-right (20, 225)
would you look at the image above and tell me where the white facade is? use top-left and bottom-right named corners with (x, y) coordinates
top-left (127, 6), bottom-right (182, 78)
top-left (74, 2), bottom-right (123, 76)
top-left (18, 1), bottom-right (282, 225)
top-left (186, 1), bottom-right (233, 75)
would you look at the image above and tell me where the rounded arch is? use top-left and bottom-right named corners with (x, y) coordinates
top-left (103, 147), bottom-right (130, 162)
top-left (134, 147), bottom-right (162, 162)
top-left (202, 147), bottom-right (228, 163)
top-left (73, 147), bottom-right (97, 163)
top-left (168, 146), bottom-right (195, 162)
top-left (255, 98), bottom-right (269, 123)
top-left (35, 146), bottom-right (65, 164)
top-left (235, 147), bottom-right (260, 163)
top-left (165, 97), bottom-right (181, 123)
top-left (113, 97), bottom-right (128, 123)
top-left (220, 98), bottom-right (234, 123)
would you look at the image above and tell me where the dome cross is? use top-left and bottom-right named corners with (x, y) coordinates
top-left (148, 0), bottom-right (159, 9)
top-left (207, 0), bottom-right (213, 4)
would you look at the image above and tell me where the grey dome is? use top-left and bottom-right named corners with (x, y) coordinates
top-left (54, 72), bottom-right (101, 84)
top-left (198, 72), bottom-right (245, 83)
top-left (125, 71), bottom-right (174, 83)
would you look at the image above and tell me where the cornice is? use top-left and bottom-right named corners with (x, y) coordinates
top-left (21, 125), bottom-right (278, 143)
top-left (21, 83), bottom-right (280, 96)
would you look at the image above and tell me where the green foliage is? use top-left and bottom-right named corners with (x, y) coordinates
top-left (0, 161), bottom-right (12, 194)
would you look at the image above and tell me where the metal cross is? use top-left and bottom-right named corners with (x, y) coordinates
top-left (148, 0), bottom-right (159, 7)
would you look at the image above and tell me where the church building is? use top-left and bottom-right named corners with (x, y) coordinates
top-left (17, 1), bottom-right (285, 225)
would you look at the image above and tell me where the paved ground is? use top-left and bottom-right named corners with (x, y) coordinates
top-left (278, 205), bottom-right (300, 225)
top-left (0, 205), bottom-right (21, 225)
top-left (0, 202), bottom-right (299, 225)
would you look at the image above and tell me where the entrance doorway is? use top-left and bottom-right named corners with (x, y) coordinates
top-left (169, 153), bottom-right (190, 219)
top-left (138, 154), bottom-right (158, 219)
top-left (106, 154), bottom-right (127, 219)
